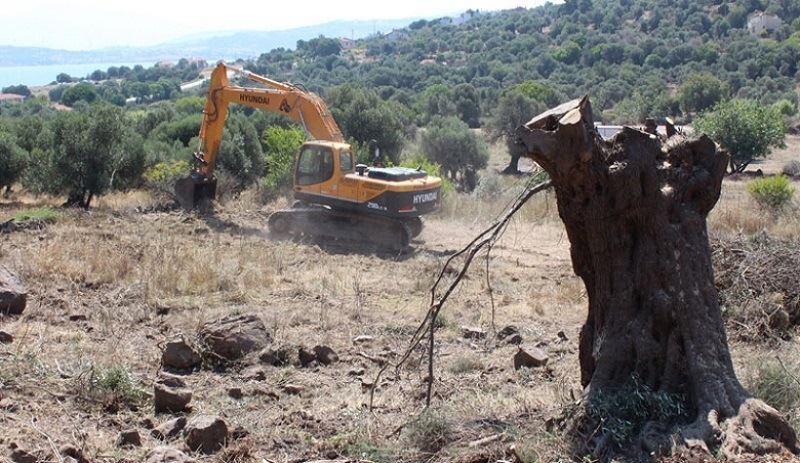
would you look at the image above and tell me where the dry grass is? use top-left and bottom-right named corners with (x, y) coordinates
top-left (1, 138), bottom-right (798, 463)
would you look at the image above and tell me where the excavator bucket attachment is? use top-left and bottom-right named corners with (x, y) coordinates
top-left (175, 174), bottom-right (217, 211)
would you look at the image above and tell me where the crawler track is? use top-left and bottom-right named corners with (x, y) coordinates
top-left (267, 204), bottom-right (420, 252)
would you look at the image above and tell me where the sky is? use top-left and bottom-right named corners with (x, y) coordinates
top-left (2, 0), bottom-right (553, 51)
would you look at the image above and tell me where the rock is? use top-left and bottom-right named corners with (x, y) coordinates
top-left (497, 325), bottom-right (520, 340)
top-left (116, 429), bottom-right (142, 447)
top-left (0, 331), bottom-right (12, 344)
top-left (153, 374), bottom-right (193, 413)
top-left (184, 415), bottom-right (228, 454)
top-left (298, 347), bottom-right (317, 367)
top-left (313, 345), bottom-right (339, 365)
top-left (462, 326), bottom-right (486, 340)
top-left (513, 346), bottom-right (549, 369)
top-left (198, 314), bottom-right (271, 362)
top-left (0, 267), bottom-right (27, 315)
top-left (162, 339), bottom-right (202, 370)
top-left (228, 387), bottom-right (243, 399)
top-left (298, 345), bottom-right (338, 367)
top-left (258, 346), bottom-right (292, 366)
top-left (9, 443), bottom-right (43, 463)
top-left (10, 449), bottom-right (38, 463)
top-left (241, 365), bottom-right (267, 381)
top-left (283, 384), bottom-right (304, 395)
top-left (145, 446), bottom-right (196, 463)
top-left (59, 445), bottom-right (89, 463)
top-left (152, 416), bottom-right (187, 440)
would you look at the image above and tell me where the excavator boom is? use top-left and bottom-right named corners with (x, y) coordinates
top-left (176, 61), bottom-right (344, 210)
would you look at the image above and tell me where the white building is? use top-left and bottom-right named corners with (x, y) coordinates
top-left (747, 12), bottom-right (782, 35)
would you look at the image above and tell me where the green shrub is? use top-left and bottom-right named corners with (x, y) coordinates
top-left (93, 365), bottom-right (147, 406)
top-left (746, 174), bottom-right (795, 211)
top-left (12, 207), bottom-right (60, 224)
top-left (398, 157), bottom-right (454, 197)
top-left (144, 159), bottom-right (191, 195)
top-left (404, 408), bottom-right (452, 453)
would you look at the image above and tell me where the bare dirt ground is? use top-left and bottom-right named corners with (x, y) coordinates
top-left (0, 138), bottom-right (798, 463)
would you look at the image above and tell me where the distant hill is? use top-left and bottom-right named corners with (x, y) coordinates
top-left (0, 17), bottom-right (425, 66)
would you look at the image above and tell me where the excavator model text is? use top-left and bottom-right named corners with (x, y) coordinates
top-left (175, 61), bottom-right (442, 250)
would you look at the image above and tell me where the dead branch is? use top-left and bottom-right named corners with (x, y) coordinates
top-left (368, 177), bottom-right (553, 410)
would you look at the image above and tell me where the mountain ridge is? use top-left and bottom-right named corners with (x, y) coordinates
top-left (0, 17), bottom-right (427, 67)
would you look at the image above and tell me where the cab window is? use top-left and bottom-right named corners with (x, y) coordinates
top-left (296, 146), bottom-right (334, 186)
top-left (340, 151), bottom-right (354, 172)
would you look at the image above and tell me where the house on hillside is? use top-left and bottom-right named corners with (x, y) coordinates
top-left (748, 12), bottom-right (782, 35)
top-left (0, 93), bottom-right (25, 103)
top-left (188, 57), bottom-right (208, 69)
top-left (385, 29), bottom-right (409, 42)
top-left (338, 37), bottom-right (355, 50)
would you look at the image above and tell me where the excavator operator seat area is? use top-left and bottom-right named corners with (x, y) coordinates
top-left (296, 145), bottom-right (335, 186)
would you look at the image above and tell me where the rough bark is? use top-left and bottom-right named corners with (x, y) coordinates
top-left (514, 96), bottom-right (799, 460)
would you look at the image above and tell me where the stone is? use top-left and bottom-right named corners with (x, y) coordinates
top-left (461, 326), bottom-right (486, 340)
top-left (162, 339), bottom-right (201, 370)
top-left (497, 325), bottom-right (520, 340)
top-left (152, 416), bottom-right (187, 440)
top-left (258, 346), bottom-right (292, 366)
top-left (513, 346), bottom-right (549, 369)
top-left (116, 429), bottom-right (142, 447)
top-left (0, 331), bottom-right (12, 344)
top-left (145, 446), bottom-right (196, 463)
top-left (198, 314), bottom-right (271, 362)
top-left (0, 267), bottom-right (26, 315)
top-left (184, 415), bottom-right (228, 454)
top-left (153, 374), bottom-right (192, 413)
top-left (313, 345), bottom-right (339, 365)
top-left (298, 347), bottom-right (317, 367)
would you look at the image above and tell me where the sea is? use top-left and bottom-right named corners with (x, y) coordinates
top-left (0, 62), bottom-right (151, 89)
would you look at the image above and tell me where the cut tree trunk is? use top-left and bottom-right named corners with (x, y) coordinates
top-left (514, 96), bottom-right (799, 460)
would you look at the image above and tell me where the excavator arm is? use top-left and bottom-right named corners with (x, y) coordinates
top-left (176, 61), bottom-right (344, 209)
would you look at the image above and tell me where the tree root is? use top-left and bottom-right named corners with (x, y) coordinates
top-left (718, 398), bottom-right (800, 459)
top-left (671, 399), bottom-right (800, 461)
top-left (565, 398), bottom-right (800, 462)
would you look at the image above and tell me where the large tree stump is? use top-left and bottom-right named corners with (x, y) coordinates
top-left (514, 97), bottom-right (799, 460)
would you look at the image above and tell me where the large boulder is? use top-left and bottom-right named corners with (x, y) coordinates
top-left (162, 339), bottom-right (202, 370)
top-left (198, 314), bottom-right (271, 362)
top-left (153, 374), bottom-right (193, 414)
top-left (184, 415), bottom-right (228, 454)
top-left (0, 267), bottom-right (26, 315)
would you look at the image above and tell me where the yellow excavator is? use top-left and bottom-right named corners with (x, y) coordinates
top-left (175, 61), bottom-right (442, 250)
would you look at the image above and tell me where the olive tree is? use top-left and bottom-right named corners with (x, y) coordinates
top-left (0, 132), bottom-right (27, 195)
top-left (421, 116), bottom-right (488, 192)
top-left (485, 89), bottom-right (543, 174)
top-left (26, 103), bottom-right (143, 208)
top-left (677, 72), bottom-right (728, 116)
top-left (693, 99), bottom-right (786, 173)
